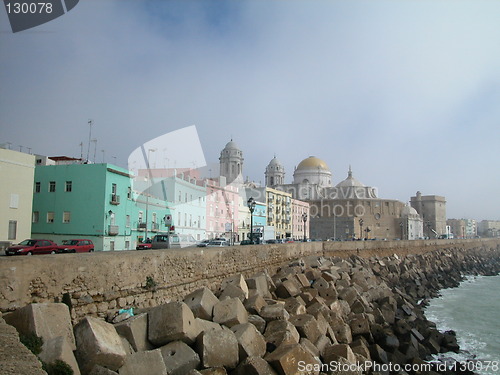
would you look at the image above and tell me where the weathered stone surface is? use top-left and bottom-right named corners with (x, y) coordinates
top-left (148, 302), bottom-right (200, 346)
top-left (265, 343), bottom-right (321, 375)
top-left (248, 314), bottom-right (267, 334)
top-left (220, 274), bottom-right (249, 299)
top-left (39, 336), bottom-right (81, 375)
top-left (159, 340), bottom-right (200, 375)
top-left (4, 303), bottom-right (76, 350)
top-left (244, 293), bottom-right (267, 315)
top-left (114, 313), bottom-right (153, 352)
top-left (289, 314), bottom-right (322, 343)
top-left (259, 303), bottom-right (290, 322)
top-left (274, 279), bottom-right (302, 299)
top-left (219, 283), bottom-right (248, 302)
top-left (183, 287), bottom-right (219, 320)
top-left (234, 356), bottom-right (278, 375)
top-left (119, 348), bottom-right (167, 375)
top-left (246, 273), bottom-right (271, 298)
top-left (231, 323), bottom-right (266, 360)
top-left (264, 320), bottom-right (300, 350)
top-left (196, 318), bottom-right (223, 334)
top-left (213, 298), bottom-right (248, 328)
top-left (323, 343), bottom-right (357, 364)
top-left (197, 329), bottom-right (239, 369)
top-left (88, 365), bottom-right (118, 375)
top-left (74, 316), bottom-right (127, 375)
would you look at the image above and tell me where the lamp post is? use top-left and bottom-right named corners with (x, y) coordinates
top-left (359, 218), bottom-right (364, 240)
top-left (302, 213), bottom-right (307, 242)
top-left (247, 197), bottom-right (256, 244)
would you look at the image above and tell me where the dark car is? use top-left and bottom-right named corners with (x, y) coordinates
top-left (6, 239), bottom-right (58, 256)
top-left (57, 239), bottom-right (94, 253)
top-left (136, 239), bottom-right (152, 250)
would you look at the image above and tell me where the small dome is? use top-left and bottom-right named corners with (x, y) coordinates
top-left (268, 156), bottom-right (283, 167)
top-left (335, 166), bottom-right (365, 188)
top-left (296, 156), bottom-right (330, 171)
top-left (401, 204), bottom-right (419, 217)
top-left (223, 140), bottom-right (240, 150)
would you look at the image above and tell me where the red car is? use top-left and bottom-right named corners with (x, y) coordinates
top-left (56, 239), bottom-right (94, 253)
top-left (5, 239), bottom-right (58, 256)
top-left (136, 239), bottom-right (152, 250)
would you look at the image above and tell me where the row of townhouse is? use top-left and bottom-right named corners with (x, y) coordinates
top-left (1, 148), bottom-right (310, 251)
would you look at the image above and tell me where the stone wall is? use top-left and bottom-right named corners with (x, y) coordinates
top-left (1, 239), bottom-right (498, 323)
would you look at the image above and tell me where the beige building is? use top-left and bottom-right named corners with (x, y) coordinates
top-left (0, 148), bottom-right (35, 250)
top-left (410, 191), bottom-right (447, 237)
top-left (478, 220), bottom-right (500, 237)
top-left (447, 219), bottom-right (466, 239)
top-left (291, 198), bottom-right (310, 240)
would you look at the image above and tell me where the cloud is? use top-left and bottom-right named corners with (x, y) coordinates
top-left (1, 0), bottom-right (499, 220)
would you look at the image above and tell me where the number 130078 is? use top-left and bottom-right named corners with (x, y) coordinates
top-left (5, 2), bottom-right (53, 14)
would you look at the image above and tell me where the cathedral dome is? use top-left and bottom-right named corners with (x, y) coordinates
top-left (401, 204), bottom-right (419, 217)
top-left (335, 166), bottom-right (365, 188)
top-left (223, 140), bottom-right (240, 151)
top-left (296, 156), bottom-right (330, 172)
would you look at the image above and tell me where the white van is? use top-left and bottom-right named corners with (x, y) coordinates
top-left (150, 233), bottom-right (198, 249)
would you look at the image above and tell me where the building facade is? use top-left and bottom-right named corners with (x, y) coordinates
top-left (410, 191), bottom-right (447, 237)
top-left (291, 198), bottom-right (310, 240)
top-left (0, 148), bottom-right (35, 250)
top-left (206, 176), bottom-right (239, 241)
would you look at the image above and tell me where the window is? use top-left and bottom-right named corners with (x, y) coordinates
top-left (65, 181), bottom-right (72, 192)
top-left (49, 181), bottom-right (56, 192)
top-left (126, 215), bottom-right (130, 227)
top-left (47, 212), bottom-right (55, 223)
top-left (63, 211), bottom-right (71, 223)
top-left (35, 182), bottom-right (40, 193)
top-left (32, 211), bottom-right (39, 223)
top-left (112, 183), bottom-right (117, 195)
top-left (127, 187), bottom-right (132, 199)
top-left (10, 194), bottom-right (19, 209)
top-left (138, 211), bottom-right (143, 224)
top-left (8, 220), bottom-right (17, 240)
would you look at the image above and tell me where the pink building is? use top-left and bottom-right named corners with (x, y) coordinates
top-left (206, 176), bottom-right (239, 242)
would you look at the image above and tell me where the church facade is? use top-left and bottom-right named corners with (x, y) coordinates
top-left (265, 155), bottom-right (425, 240)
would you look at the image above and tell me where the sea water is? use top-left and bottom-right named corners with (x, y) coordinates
top-left (425, 274), bottom-right (500, 375)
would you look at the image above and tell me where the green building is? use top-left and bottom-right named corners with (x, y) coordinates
top-left (32, 161), bottom-right (171, 251)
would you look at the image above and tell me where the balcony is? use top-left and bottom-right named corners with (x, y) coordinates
top-left (151, 223), bottom-right (159, 232)
top-left (110, 194), bottom-right (120, 205)
top-left (137, 223), bottom-right (147, 231)
top-left (108, 225), bottom-right (119, 235)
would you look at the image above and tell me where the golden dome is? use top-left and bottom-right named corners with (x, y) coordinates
top-left (296, 156), bottom-right (330, 171)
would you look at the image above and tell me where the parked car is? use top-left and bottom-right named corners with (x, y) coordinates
top-left (207, 240), bottom-right (228, 247)
top-left (240, 240), bottom-right (253, 245)
top-left (5, 239), bottom-right (58, 256)
top-left (57, 239), bottom-right (94, 253)
top-left (136, 239), bottom-right (152, 250)
top-left (197, 239), bottom-right (210, 247)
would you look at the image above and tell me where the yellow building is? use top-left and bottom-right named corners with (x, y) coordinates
top-left (0, 148), bottom-right (35, 250)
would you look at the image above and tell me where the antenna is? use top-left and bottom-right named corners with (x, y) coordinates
top-left (79, 142), bottom-right (83, 160)
top-left (91, 139), bottom-right (97, 163)
top-left (101, 149), bottom-right (105, 163)
top-left (86, 119), bottom-right (93, 162)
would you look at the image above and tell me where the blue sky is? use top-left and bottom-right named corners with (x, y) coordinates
top-left (1, 0), bottom-right (499, 220)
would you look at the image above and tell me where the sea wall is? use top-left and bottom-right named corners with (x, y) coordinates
top-left (0, 239), bottom-right (499, 323)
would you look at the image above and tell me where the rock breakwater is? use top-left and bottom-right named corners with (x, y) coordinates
top-left (4, 244), bottom-right (500, 374)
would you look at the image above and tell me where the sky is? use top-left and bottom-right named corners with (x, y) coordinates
top-left (1, 0), bottom-right (499, 221)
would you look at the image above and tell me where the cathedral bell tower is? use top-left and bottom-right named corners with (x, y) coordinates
top-left (219, 140), bottom-right (244, 185)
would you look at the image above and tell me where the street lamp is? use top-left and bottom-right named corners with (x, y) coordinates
top-left (247, 197), bottom-right (256, 244)
top-left (359, 218), bottom-right (364, 240)
top-left (302, 213), bottom-right (308, 242)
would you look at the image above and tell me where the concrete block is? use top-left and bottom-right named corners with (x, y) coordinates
top-left (119, 349), bottom-right (167, 375)
top-left (248, 314), bottom-right (267, 334)
top-left (88, 365), bottom-right (118, 375)
top-left (199, 369), bottom-right (227, 375)
top-left (74, 316), bottom-right (127, 375)
top-left (244, 293), bottom-right (267, 315)
top-left (213, 298), bottom-right (248, 328)
top-left (196, 318), bottom-right (223, 334)
top-left (323, 343), bottom-right (357, 364)
top-left (264, 320), bottom-right (300, 350)
top-left (265, 343), bottom-right (321, 375)
top-left (246, 273), bottom-right (271, 298)
top-left (114, 313), bottom-right (153, 352)
top-left (349, 314), bottom-right (371, 336)
top-left (289, 314), bottom-right (322, 343)
top-left (5, 303), bottom-right (76, 350)
top-left (274, 279), bottom-right (302, 299)
top-left (38, 336), bottom-right (81, 375)
top-left (231, 323), bottom-right (266, 360)
top-left (197, 329), bottom-right (239, 369)
top-left (284, 297), bottom-right (306, 315)
top-left (148, 302), bottom-right (200, 346)
top-left (184, 287), bottom-right (219, 320)
top-left (160, 340), bottom-right (200, 375)
top-left (234, 356), bottom-right (278, 375)
top-left (294, 273), bottom-right (310, 288)
top-left (258, 303), bottom-right (290, 322)
top-left (220, 274), bottom-right (249, 299)
top-left (219, 283), bottom-right (247, 302)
